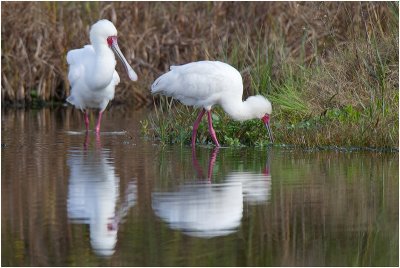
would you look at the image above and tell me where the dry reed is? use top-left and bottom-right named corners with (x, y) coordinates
top-left (1, 2), bottom-right (396, 106)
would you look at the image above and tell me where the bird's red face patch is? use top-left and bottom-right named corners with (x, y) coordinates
top-left (107, 36), bottom-right (117, 47)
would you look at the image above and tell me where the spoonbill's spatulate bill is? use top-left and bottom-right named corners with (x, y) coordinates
top-left (66, 19), bottom-right (137, 133)
top-left (151, 61), bottom-right (273, 147)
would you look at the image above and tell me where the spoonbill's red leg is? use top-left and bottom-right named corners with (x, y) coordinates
top-left (96, 111), bottom-right (103, 133)
top-left (192, 109), bottom-right (206, 147)
top-left (207, 111), bottom-right (220, 147)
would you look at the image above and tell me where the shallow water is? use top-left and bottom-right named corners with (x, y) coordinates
top-left (1, 107), bottom-right (398, 266)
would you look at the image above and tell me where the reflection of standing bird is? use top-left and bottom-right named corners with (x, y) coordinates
top-left (66, 19), bottom-right (137, 133)
top-left (67, 147), bottom-right (119, 257)
top-left (151, 61), bottom-right (273, 147)
top-left (67, 140), bottom-right (137, 257)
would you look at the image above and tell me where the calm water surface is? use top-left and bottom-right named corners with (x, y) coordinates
top-left (1, 107), bottom-right (398, 266)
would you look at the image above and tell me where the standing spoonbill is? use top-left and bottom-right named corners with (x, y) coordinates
top-left (151, 61), bottom-right (273, 147)
top-left (66, 19), bottom-right (137, 133)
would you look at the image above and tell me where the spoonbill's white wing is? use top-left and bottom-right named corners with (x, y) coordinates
top-left (112, 70), bottom-right (120, 86)
top-left (67, 45), bottom-right (94, 87)
top-left (151, 61), bottom-right (242, 109)
top-left (66, 45), bottom-right (94, 110)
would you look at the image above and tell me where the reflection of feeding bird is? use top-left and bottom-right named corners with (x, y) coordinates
top-left (67, 134), bottom-right (136, 257)
top-left (191, 147), bottom-right (219, 180)
top-left (152, 182), bottom-right (243, 238)
top-left (152, 148), bottom-right (272, 238)
top-left (151, 61), bottom-right (274, 147)
top-left (193, 147), bottom-right (272, 204)
top-left (227, 150), bottom-right (272, 204)
top-left (66, 19), bottom-right (137, 133)
top-left (152, 147), bottom-right (242, 238)
top-left (226, 171), bottom-right (271, 204)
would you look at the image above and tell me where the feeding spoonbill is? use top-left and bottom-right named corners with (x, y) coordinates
top-left (66, 19), bottom-right (137, 133)
top-left (151, 61), bottom-right (273, 147)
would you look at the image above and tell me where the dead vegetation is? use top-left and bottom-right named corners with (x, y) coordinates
top-left (1, 2), bottom-right (397, 107)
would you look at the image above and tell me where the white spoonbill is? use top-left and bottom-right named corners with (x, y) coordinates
top-left (66, 19), bottom-right (137, 133)
top-left (151, 61), bottom-right (273, 147)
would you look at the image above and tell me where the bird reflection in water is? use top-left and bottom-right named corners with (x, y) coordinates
top-left (152, 147), bottom-right (243, 238)
top-left (226, 150), bottom-right (272, 205)
top-left (152, 147), bottom-right (272, 238)
top-left (191, 147), bottom-right (272, 203)
top-left (67, 132), bottom-right (136, 257)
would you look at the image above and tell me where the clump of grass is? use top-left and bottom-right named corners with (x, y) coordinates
top-left (141, 104), bottom-right (271, 147)
top-left (141, 97), bottom-right (195, 145)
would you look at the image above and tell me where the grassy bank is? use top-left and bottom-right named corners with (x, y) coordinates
top-left (140, 2), bottom-right (399, 149)
top-left (1, 2), bottom-right (398, 148)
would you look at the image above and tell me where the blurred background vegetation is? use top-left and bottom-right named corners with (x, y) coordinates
top-left (1, 2), bottom-right (398, 148)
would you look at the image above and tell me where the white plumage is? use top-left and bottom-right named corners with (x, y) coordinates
top-left (67, 45), bottom-right (119, 111)
top-left (151, 61), bottom-right (273, 146)
top-left (66, 19), bottom-right (137, 133)
top-left (152, 61), bottom-right (241, 111)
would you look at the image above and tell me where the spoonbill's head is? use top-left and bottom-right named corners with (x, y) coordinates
top-left (90, 19), bottom-right (138, 81)
top-left (90, 19), bottom-right (118, 46)
top-left (246, 95), bottom-right (274, 143)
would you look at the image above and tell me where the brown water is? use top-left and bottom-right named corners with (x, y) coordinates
top-left (1, 107), bottom-right (398, 266)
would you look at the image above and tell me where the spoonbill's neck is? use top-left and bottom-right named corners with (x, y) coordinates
top-left (93, 42), bottom-right (113, 54)
top-left (88, 43), bottom-right (116, 89)
top-left (221, 96), bottom-right (258, 121)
